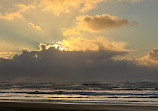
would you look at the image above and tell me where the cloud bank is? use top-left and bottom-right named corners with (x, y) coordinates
top-left (0, 43), bottom-right (158, 82)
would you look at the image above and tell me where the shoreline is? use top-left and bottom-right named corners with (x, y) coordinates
top-left (0, 102), bottom-right (158, 111)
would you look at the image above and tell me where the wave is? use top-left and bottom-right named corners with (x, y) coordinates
top-left (0, 90), bottom-right (158, 97)
top-left (0, 81), bottom-right (158, 90)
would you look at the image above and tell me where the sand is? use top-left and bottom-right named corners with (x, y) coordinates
top-left (0, 102), bottom-right (158, 111)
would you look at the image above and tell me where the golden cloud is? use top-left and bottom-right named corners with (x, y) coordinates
top-left (147, 48), bottom-right (158, 62)
top-left (61, 21), bottom-right (129, 53)
top-left (0, 4), bottom-right (36, 21)
top-left (40, 0), bottom-right (144, 16)
top-left (28, 22), bottom-right (42, 31)
top-left (136, 47), bottom-right (158, 66)
top-left (0, 52), bottom-right (14, 59)
top-left (118, 0), bottom-right (144, 3)
top-left (60, 37), bottom-right (128, 52)
top-left (40, 0), bottom-right (104, 16)
top-left (76, 14), bottom-right (130, 32)
top-left (0, 4), bottom-right (43, 31)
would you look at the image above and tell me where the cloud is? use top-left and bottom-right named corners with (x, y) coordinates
top-left (118, 0), bottom-right (144, 3)
top-left (0, 52), bottom-right (14, 59)
top-left (0, 4), bottom-right (36, 21)
top-left (0, 38), bottom-right (37, 58)
top-left (0, 0), bottom-right (144, 19)
top-left (0, 4), bottom-right (42, 31)
top-left (0, 0), bottom-right (145, 22)
top-left (0, 44), bottom-right (158, 82)
top-left (40, 0), bottom-right (145, 16)
top-left (40, 0), bottom-right (104, 16)
top-left (28, 22), bottom-right (42, 31)
top-left (138, 47), bottom-right (158, 66)
top-left (76, 14), bottom-right (130, 32)
top-left (0, 12), bottom-right (22, 21)
top-left (61, 18), bottom-right (129, 54)
top-left (0, 0), bottom-right (155, 82)
top-left (147, 47), bottom-right (158, 62)
top-left (0, 43), bottom-right (126, 81)
top-left (60, 37), bottom-right (128, 52)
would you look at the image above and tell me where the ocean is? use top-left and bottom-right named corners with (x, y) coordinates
top-left (0, 81), bottom-right (158, 105)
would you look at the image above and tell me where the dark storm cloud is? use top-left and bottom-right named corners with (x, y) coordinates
top-left (0, 44), bottom-right (158, 82)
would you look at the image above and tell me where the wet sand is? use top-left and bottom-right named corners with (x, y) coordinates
top-left (0, 102), bottom-right (158, 111)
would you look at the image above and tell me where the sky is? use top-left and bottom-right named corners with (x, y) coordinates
top-left (0, 0), bottom-right (158, 82)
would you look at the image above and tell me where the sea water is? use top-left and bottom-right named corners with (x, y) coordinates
top-left (0, 81), bottom-right (158, 105)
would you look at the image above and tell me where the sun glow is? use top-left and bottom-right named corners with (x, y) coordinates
top-left (45, 36), bottom-right (128, 52)
top-left (58, 37), bottom-right (128, 52)
top-left (51, 42), bottom-right (67, 51)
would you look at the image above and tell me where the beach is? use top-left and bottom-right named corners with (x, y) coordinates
top-left (0, 102), bottom-right (158, 111)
